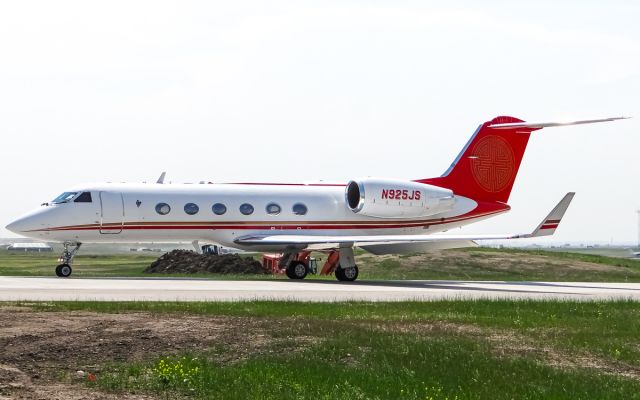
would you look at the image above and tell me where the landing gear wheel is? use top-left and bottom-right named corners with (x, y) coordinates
top-left (286, 261), bottom-right (308, 280)
top-left (335, 265), bottom-right (358, 282)
top-left (54, 242), bottom-right (81, 277)
top-left (55, 264), bottom-right (72, 278)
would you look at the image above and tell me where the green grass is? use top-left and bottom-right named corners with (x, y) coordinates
top-left (0, 251), bottom-right (156, 277)
top-left (359, 248), bottom-right (640, 282)
top-left (0, 250), bottom-right (283, 279)
top-left (93, 336), bottom-right (636, 399)
top-left (480, 247), bottom-right (640, 268)
top-left (16, 299), bottom-right (640, 399)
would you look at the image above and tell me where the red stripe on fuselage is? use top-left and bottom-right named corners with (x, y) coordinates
top-left (226, 182), bottom-right (346, 187)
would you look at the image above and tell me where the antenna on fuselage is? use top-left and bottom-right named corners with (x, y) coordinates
top-left (156, 172), bottom-right (166, 184)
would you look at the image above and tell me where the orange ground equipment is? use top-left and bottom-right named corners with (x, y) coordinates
top-left (319, 250), bottom-right (340, 275)
top-left (262, 250), bottom-right (341, 276)
top-left (262, 253), bottom-right (285, 274)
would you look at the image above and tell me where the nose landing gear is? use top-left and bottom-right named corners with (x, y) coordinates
top-left (55, 242), bottom-right (82, 278)
top-left (55, 263), bottom-right (72, 278)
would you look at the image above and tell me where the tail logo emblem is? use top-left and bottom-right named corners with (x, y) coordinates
top-left (470, 135), bottom-right (515, 193)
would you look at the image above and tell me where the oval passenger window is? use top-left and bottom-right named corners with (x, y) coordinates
top-left (156, 203), bottom-right (171, 215)
top-left (184, 203), bottom-right (199, 215)
top-left (292, 203), bottom-right (308, 216)
top-left (266, 203), bottom-right (281, 215)
top-left (239, 203), bottom-right (254, 215)
top-left (212, 203), bottom-right (227, 215)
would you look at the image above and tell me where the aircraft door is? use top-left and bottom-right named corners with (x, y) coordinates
top-left (99, 192), bottom-right (124, 234)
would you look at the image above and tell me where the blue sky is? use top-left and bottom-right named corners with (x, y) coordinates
top-left (1, 1), bottom-right (638, 243)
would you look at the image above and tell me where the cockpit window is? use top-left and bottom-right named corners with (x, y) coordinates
top-left (74, 192), bottom-right (92, 203)
top-left (52, 192), bottom-right (78, 204)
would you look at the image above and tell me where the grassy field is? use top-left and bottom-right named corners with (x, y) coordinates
top-left (359, 247), bottom-right (640, 282)
top-left (8, 300), bottom-right (640, 399)
top-left (0, 250), bottom-right (281, 280)
top-left (0, 251), bottom-right (158, 277)
top-left (1, 247), bottom-right (639, 282)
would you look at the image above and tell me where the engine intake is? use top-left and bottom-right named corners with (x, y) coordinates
top-left (346, 180), bottom-right (365, 211)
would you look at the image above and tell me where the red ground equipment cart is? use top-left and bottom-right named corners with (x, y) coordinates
top-left (262, 250), bottom-right (341, 276)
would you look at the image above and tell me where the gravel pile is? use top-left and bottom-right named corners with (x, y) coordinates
top-left (144, 250), bottom-right (267, 274)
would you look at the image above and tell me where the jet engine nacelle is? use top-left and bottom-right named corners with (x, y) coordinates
top-left (345, 178), bottom-right (455, 218)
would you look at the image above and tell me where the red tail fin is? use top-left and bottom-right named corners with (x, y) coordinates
top-left (418, 116), bottom-right (538, 204)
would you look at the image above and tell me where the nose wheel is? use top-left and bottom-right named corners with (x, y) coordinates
top-left (55, 242), bottom-right (81, 278)
top-left (55, 264), bottom-right (73, 278)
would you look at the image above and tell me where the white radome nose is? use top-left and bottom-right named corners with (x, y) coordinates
top-left (6, 217), bottom-right (29, 234)
top-left (5, 211), bottom-right (45, 235)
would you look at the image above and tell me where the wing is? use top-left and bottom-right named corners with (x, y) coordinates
top-left (235, 193), bottom-right (575, 251)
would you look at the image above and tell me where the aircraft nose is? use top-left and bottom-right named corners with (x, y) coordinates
top-left (5, 213), bottom-right (43, 234)
top-left (6, 217), bottom-right (29, 234)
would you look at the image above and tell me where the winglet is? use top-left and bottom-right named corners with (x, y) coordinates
top-left (156, 172), bottom-right (166, 184)
top-left (525, 192), bottom-right (575, 238)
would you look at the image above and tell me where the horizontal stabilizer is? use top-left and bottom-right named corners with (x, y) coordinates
top-left (488, 117), bottom-right (628, 130)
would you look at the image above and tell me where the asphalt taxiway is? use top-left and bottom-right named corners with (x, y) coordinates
top-left (0, 277), bottom-right (639, 302)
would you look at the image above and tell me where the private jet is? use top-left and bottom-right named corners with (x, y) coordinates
top-left (6, 116), bottom-right (626, 280)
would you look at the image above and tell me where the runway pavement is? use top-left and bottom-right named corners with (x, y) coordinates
top-left (1, 277), bottom-right (639, 301)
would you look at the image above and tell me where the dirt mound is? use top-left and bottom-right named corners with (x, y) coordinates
top-left (144, 250), bottom-right (267, 274)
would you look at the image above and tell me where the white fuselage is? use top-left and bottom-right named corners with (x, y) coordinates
top-left (7, 182), bottom-right (502, 252)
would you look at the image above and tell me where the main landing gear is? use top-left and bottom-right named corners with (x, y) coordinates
top-left (282, 247), bottom-right (359, 282)
top-left (335, 265), bottom-right (359, 282)
top-left (279, 252), bottom-right (309, 280)
top-left (55, 242), bottom-right (82, 278)
top-left (286, 261), bottom-right (309, 280)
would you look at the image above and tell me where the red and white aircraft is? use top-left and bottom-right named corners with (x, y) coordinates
top-left (6, 116), bottom-right (625, 280)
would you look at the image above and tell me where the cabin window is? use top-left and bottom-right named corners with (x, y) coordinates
top-left (52, 192), bottom-right (78, 204)
top-left (292, 203), bottom-right (308, 215)
top-left (155, 203), bottom-right (171, 215)
top-left (266, 203), bottom-right (281, 215)
top-left (212, 203), bottom-right (227, 215)
top-left (184, 203), bottom-right (199, 215)
top-left (239, 203), bottom-right (254, 215)
top-left (74, 192), bottom-right (92, 203)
